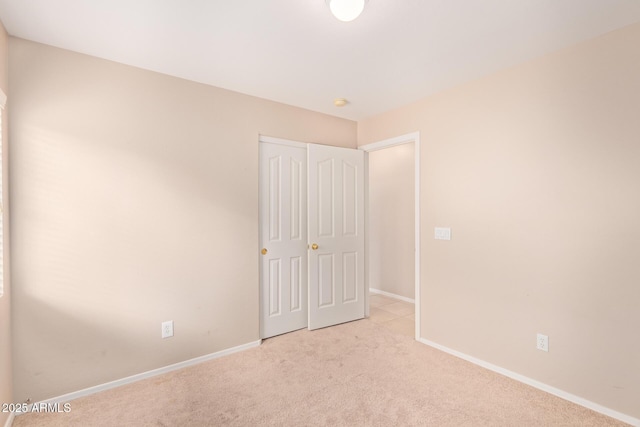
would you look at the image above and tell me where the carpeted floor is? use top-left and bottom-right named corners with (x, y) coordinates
top-left (13, 319), bottom-right (628, 426)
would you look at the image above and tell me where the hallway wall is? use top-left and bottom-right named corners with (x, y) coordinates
top-left (368, 143), bottom-right (414, 299)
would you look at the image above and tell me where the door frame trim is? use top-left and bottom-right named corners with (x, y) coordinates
top-left (359, 132), bottom-right (421, 341)
top-left (259, 134), bottom-right (308, 149)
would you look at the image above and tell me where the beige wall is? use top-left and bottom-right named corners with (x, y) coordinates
top-left (368, 143), bottom-right (414, 299)
top-left (0, 19), bottom-right (11, 427)
top-left (9, 38), bottom-right (356, 403)
top-left (358, 22), bottom-right (640, 418)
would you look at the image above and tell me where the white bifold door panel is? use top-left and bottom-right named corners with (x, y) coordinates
top-left (259, 141), bottom-right (365, 338)
top-left (307, 144), bottom-right (365, 330)
top-left (259, 143), bottom-right (308, 338)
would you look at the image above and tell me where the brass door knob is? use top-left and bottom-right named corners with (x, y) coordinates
top-left (311, 243), bottom-right (319, 250)
top-left (261, 248), bottom-right (268, 255)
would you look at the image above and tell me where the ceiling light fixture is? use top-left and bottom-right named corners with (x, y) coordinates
top-left (334, 98), bottom-right (348, 107)
top-left (326, 0), bottom-right (367, 22)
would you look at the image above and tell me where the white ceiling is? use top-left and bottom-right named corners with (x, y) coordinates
top-left (1, 0), bottom-right (640, 121)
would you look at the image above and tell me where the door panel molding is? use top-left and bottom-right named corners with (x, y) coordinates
top-left (260, 137), bottom-right (366, 336)
top-left (259, 142), bottom-right (308, 338)
top-left (308, 144), bottom-right (365, 330)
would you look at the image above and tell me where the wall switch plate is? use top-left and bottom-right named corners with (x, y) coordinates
top-left (162, 321), bottom-right (174, 338)
top-left (434, 227), bottom-right (451, 240)
top-left (537, 333), bottom-right (549, 352)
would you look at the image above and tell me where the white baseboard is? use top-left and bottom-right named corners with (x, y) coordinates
top-left (3, 411), bottom-right (15, 427)
top-left (17, 339), bottom-right (262, 415)
top-left (418, 338), bottom-right (639, 427)
top-left (369, 288), bottom-right (415, 304)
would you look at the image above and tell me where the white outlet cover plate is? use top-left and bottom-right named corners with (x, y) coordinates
top-left (162, 321), bottom-right (174, 338)
top-left (537, 333), bottom-right (549, 352)
top-left (434, 227), bottom-right (451, 240)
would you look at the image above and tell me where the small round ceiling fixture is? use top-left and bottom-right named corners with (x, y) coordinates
top-left (334, 98), bottom-right (348, 107)
top-left (326, 0), bottom-right (367, 22)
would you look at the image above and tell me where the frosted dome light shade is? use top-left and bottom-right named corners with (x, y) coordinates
top-left (327, 0), bottom-right (366, 22)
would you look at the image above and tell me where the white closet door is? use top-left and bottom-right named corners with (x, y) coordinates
top-left (259, 142), bottom-right (308, 338)
top-left (307, 144), bottom-right (365, 330)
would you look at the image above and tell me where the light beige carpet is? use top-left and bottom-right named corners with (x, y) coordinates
top-left (14, 319), bottom-right (628, 426)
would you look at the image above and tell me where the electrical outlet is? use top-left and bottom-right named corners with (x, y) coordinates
top-left (162, 321), bottom-right (174, 339)
top-left (537, 333), bottom-right (549, 352)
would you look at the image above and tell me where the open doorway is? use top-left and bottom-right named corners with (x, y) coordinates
top-left (360, 132), bottom-right (421, 340)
